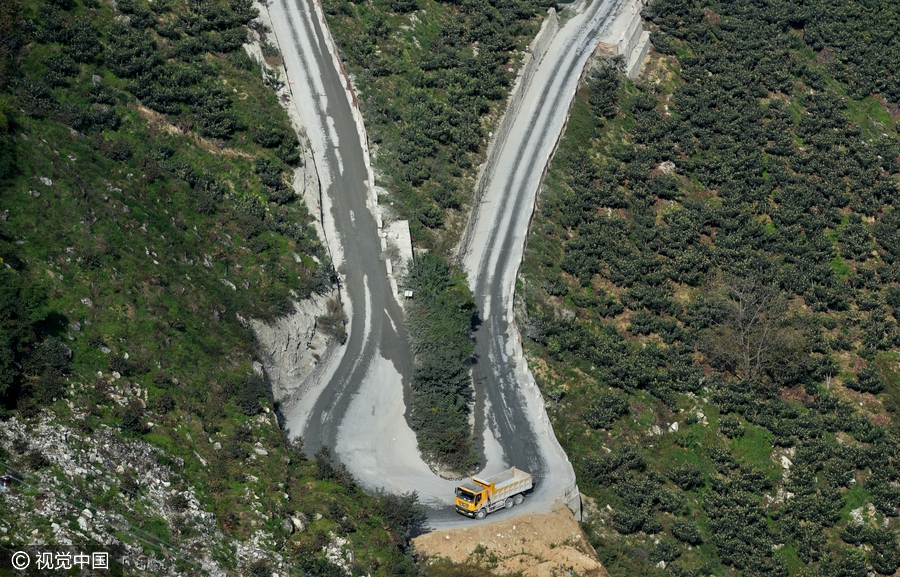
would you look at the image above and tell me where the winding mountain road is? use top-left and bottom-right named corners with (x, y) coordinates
top-left (269, 0), bottom-right (626, 528)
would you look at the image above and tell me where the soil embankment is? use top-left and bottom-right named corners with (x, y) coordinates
top-left (413, 507), bottom-right (608, 576)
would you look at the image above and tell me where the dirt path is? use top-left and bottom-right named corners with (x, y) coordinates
top-left (413, 507), bottom-right (608, 576)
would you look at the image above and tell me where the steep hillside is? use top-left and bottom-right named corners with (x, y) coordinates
top-left (0, 0), bottom-right (430, 574)
top-left (520, 0), bottom-right (900, 575)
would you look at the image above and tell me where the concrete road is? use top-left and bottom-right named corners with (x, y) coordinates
top-left (270, 0), bottom-right (623, 529)
top-left (267, 0), bottom-right (412, 456)
top-left (456, 0), bottom-right (627, 524)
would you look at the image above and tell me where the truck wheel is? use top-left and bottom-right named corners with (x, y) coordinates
top-left (514, 494), bottom-right (524, 505)
top-left (475, 509), bottom-right (486, 520)
top-left (505, 497), bottom-right (514, 509)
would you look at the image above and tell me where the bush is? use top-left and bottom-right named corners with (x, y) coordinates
top-left (317, 297), bottom-right (347, 344)
top-left (718, 414), bottom-right (744, 438)
top-left (668, 463), bottom-right (704, 491)
top-left (120, 399), bottom-right (147, 434)
top-left (584, 390), bottom-right (629, 429)
top-left (25, 450), bottom-right (50, 470)
top-left (154, 391), bottom-right (175, 414)
top-left (847, 365), bottom-right (884, 394)
top-left (378, 490), bottom-right (426, 538)
top-left (672, 519), bottom-right (702, 545)
top-left (404, 253), bottom-right (477, 472)
top-left (234, 374), bottom-right (266, 416)
top-left (225, 439), bottom-right (248, 461)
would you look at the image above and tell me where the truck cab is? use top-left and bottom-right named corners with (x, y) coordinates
top-left (455, 482), bottom-right (487, 516)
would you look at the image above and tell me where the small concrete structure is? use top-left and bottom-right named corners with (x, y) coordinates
top-left (383, 219), bottom-right (413, 296)
top-left (596, 0), bottom-right (650, 79)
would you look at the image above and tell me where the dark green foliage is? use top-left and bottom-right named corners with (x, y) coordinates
top-left (580, 445), bottom-right (645, 487)
top-left (225, 438), bottom-right (248, 461)
top-left (404, 253), bottom-right (477, 472)
top-left (120, 398), bottom-right (148, 434)
top-left (704, 480), bottom-right (782, 573)
top-left (584, 389), bottom-right (629, 429)
top-left (378, 490), bottom-right (426, 539)
top-left (823, 551), bottom-right (869, 577)
top-left (231, 374), bottom-right (267, 416)
top-left (667, 463), bottom-right (703, 491)
top-left (523, 0), bottom-right (900, 571)
top-left (43, 52), bottom-right (79, 87)
top-left (650, 537), bottom-right (681, 563)
top-left (868, 526), bottom-right (900, 575)
top-left (671, 519), bottom-right (701, 545)
top-left (107, 23), bottom-right (160, 78)
top-left (154, 391), bottom-right (176, 414)
top-left (25, 450), bottom-right (51, 470)
top-left (587, 64), bottom-right (621, 120)
top-left (847, 365), bottom-right (884, 394)
top-left (249, 560), bottom-right (271, 577)
top-left (314, 445), bottom-right (335, 481)
top-left (0, 266), bottom-right (60, 410)
top-left (718, 414), bottom-right (744, 438)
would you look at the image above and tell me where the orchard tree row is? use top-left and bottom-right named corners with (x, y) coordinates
top-left (521, 0), bottom-right (900, 575)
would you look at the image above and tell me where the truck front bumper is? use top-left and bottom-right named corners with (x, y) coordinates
top-left (455, 506), bottom-right (475, 518)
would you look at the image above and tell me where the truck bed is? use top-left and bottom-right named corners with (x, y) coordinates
top-left (473, 467), bottom-right (533, 502)
top-left (476, 467), bottom-right (531, 490)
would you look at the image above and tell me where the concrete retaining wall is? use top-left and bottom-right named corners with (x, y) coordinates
top-left (594, 0), bottom-right (650, 79)
top-left (618, 0), bottom-right (644, 56)
top-left (626, 31), bottom-right (651, 79)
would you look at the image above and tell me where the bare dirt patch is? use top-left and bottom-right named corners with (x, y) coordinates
top-left (413, 507), bottom-right (608, 577)
top-left (134, 105), bottom-right (254, 159)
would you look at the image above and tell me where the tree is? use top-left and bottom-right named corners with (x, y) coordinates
top-left (697, 278), bottom-right (808, 390)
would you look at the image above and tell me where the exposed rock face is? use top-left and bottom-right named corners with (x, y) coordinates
top-left (250, 291), bottom-right (338, 402)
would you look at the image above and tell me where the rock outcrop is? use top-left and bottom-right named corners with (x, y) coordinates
top-left (249, 291), bottom-right (339, 403)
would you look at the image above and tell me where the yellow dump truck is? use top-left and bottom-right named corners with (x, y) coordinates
top-left (455, 467), bottom-right (533, 519)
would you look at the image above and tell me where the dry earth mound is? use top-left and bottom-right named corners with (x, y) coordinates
top-left (413, 507), bottom-right (608, 577)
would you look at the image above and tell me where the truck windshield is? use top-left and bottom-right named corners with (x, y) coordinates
top-left (455, 488), bottom-right (475, 503)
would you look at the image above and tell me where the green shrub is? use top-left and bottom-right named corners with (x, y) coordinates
top-left (233, 374), bottom-right (266, 416)
top-left (25, 450), bottom-right (50, 470)
top-left (847, 365), bottom-right (884, 394)
top-left (667, 463), bottom-right (704, 491)
top-left (718, 414), bottom-right (744, 438)
top-left (584, 390), bottom-right (629, 429)
top-left (404, 253), bottom-right (476, 472)
top-left (120, 398), bottom-right (147, 434)
top-left (672, 519), bottom-right (702, 545)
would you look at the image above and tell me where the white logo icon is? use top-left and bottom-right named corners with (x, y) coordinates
top-left (11, 551), bottom-right (30, 570)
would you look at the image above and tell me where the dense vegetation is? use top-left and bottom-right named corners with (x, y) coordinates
top-left (520, 0), bottom-right (900, 575)
top-left (0, 0), bottom-right (441, 573)
top-left (404, 253), bottom-right (478, 472)
top-left (322, 0), bottom-right (549, 251)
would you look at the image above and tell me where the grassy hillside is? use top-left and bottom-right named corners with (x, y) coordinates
top-left (0, 0), bottom-right (434, 573)
top-left (520, 1), bottom-right (900, 575)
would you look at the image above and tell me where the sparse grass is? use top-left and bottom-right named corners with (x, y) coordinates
top-left (730, 425), bottom-right (778, 481)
